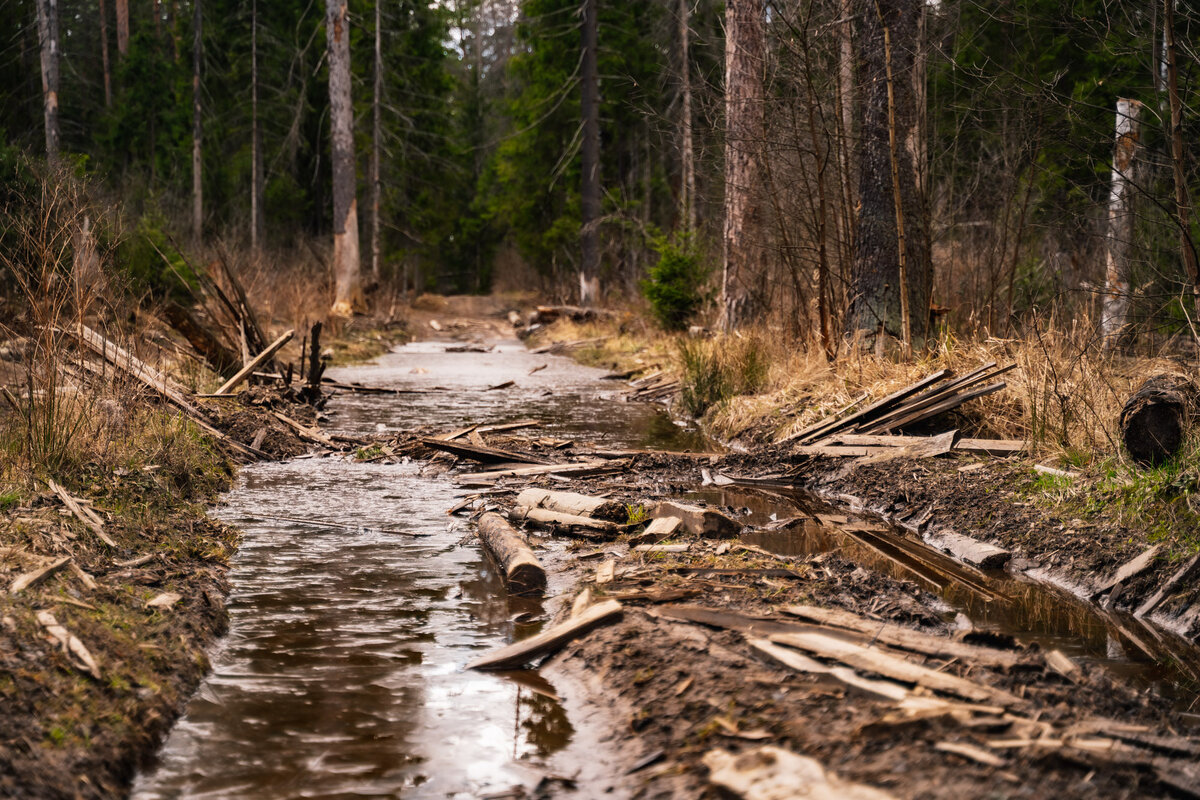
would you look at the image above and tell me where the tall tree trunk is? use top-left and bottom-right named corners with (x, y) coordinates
top-left (1165, 0), bottom-right (1200, 326)
top-left (722, 0), bottom-right (766, 331)
top-left (370, 0), bottom-right (382, 284)
top-left (844, 0), bottom-right (930, 352)
top-left (1100, 99), bottom-right (1142, 348)
top-left (678, 0), bottom-right (696, 232)
top-left (35, 0), bottom-right (60, 164)
top-left (191, 0), bottom-right (202, 240)
top-left (115, 0), bottom-right (128, 57)
top-left (327, 0), bottom-right (363, 316)
top-left (250, 0), bottom-right (263, 254)
top-left (98, 0), bottom-right (111, 106)
top-left (579, 0), bottom-right (601, 306)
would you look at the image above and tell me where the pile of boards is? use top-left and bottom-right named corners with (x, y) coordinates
top-left (785, 362), bottom-right (1026, 458)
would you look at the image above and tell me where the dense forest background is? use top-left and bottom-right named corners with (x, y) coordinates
top-left (4, 0), bottom-right (1200, 350)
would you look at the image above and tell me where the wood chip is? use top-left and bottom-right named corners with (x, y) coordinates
top-left (934, 741), bottom-right (1007, 768)
top-left (10, 557), bottom-right (71, 594)
top-left (37, 610), bottom-right (101, 679)
top-left (146, 592), bottom-right (182, 609)
top-left (47, 480), bottom-right (116, 547)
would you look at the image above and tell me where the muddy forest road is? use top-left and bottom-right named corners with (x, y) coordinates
top-left (133, 315), bottom-right (1200, 799)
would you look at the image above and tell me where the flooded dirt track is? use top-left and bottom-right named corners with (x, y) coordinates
top-left (133, 340), bottom-right (694, 799)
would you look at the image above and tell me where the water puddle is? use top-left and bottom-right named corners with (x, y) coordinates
top-left (134, 340), bottom-right (698, 799)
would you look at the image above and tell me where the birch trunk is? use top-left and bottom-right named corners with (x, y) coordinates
top-left (35, 0), bottom-right (60, 164)
top-left (678, 0), bottom-right (696, 231)
top-left (250, 0), bottom-right (263, 254)
top-left (370, 0), bottom-right (382, 283)
top-left (115, 0), bottom-right (128, 57)
top-left (579, 0), bottom-right (601, 307)
top-left (327, 0), bottom-right (364, 316)
top-left (722, 0), bottom-right (766, 331)
top-left (98, 0), bottom-right (111, 106)
top-left (1164, 0), bottom-right (1200, 326)
top-left (844, 0), bottom-right (929, 351)
top-left (191, 0), bottom-right (202, 240)
top-left (1100, 98), bottom-right (1141, 348)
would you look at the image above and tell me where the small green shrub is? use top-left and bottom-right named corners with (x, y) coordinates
top-left (641, 233), bottom-right (709, 331)
top-left (679, 334), bottom-right (771, 418)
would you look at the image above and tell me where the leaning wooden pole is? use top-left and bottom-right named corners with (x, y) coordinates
top-left (1100, 98), bottom-right (1142, 349)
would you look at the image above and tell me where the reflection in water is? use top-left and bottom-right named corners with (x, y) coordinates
top-left (134, 341), bottom-right (686, 799)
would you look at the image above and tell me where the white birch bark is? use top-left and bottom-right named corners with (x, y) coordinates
top-left (1101, 99), bottom-right (1141, 348)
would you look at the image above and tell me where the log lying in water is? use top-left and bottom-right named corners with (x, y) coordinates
top-left (515, 488), bottom-right (625, 521)
top-left (1120, 374), bottom-right (1198, 466)
top-left (475, 512), bottom-right (545, 595)
top-left (468, 599), bottom-right (622, 670)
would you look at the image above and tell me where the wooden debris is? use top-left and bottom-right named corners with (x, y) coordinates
top-left (515, 488), bottom-right (625, 520)
top-left (10, 557), bottom-right (71, 594)
top-left (934, 741), bottom-right (1006, 768)
top-left (528, 363), bottom-right (547, 375)
top-left (468, 599), bottom-right (622, 670)
top-left (652, 501), bottom-right (740, 539)
top-left (925, 529), bottom-right (1011, 569)
top-left (830, 433), bottom-right (1027, 457)
top-left (786, 369), bottom-right (954, 444)
top-left (529, 336), bottom-right (608, 354)
top-left (485, 380), bottom-right (515, 391)
top-left (630, 515), bottom-right (683, 545)
top-left (48, 479), bottom-right (116, 547)
top-left (1033, 464), bottom-right (1076, 479)
top-left (271, 411), bottom-right (337, 447)
top-left (69, 562), bottom-right (98, 590)
top-left (768, 630), bottom-right (1018, 704)
top-left (213, 329), bottom-right (294, 395)
top-left (571, 587), bottom-right (593, 616)
top-left (956, 438), bottom-right (1027, 456)
top-left (514, 507), bottom-right (625, 534)
top-left (455, 460), bottom-right (622, 484)
top-left (1136, 552), bottom-right (1200, 618)
top-left (595, 559), bottom-right (615, 584)
top-left (779, 605), bottom-right (1021, 669)
top-left (114, 553), bottom-right (157, 568)
top-left (634, 543), bottom-right (690, 554)
top-left (702, 745), bottom-right (898, 800)
top-left (475, 513), bottom-right (546, 595)
top-left (146, 591), bottom-right (182, 609)
top-left (1045, 649), bottom-right (1082, 682)
top-left (1092, 543), bottom-right (1161, 598)
top-left (37, 610), bottom-right (101, 679)
top-left (420, 436), bottom-right (550, 465)
top-left (749, 637), bottom-right (911, 702)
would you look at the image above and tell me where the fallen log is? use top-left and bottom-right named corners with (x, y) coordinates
top-left (1120, 374), bottom-right (1198, 466)
top-left (785, 369), bottom-right (953, 444)
top-left (420, 436), bottom-right (550, 465)
top-left (515, 488), bottom-right (625, 520)
top-left (514, 506), bottom-right (625, 534)
top-left (468, 599), bottom-right (622, 670)
top-left (476, 512), bottom-right (545, 594)
top-left (455, 460), bottom-right (621, 483)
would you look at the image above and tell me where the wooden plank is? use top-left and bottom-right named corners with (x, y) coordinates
top-left (476, 512), bottom-right (545, 594)
top-left (455, 460), bottom-right (622, 483)
top-left (780, 605), bottom-right (1022, 668)
top-left (421, 436), bottom-right (550, 465)
top-left (1136, 553), bottom-right (1200, 618)
top-left (467, 599), bottom-right (622, 670)
top-left (768, 630), bottom-right (1018, 705)
top-left (925, 528), bottom-right (1011, 569)
top-left (779, 392), bottom-right (870, 444)
top-left (748, 638), bottom-right (911, 702)
top-left (48, 479), bottom-right (116, 547)
top-left (10, 557), bottom-right (71, 594)
top-left (1092, 544), bottom-right (1162, 598)
top-left (514, 506), bottom-right (625, 533)
top-left (955, 438), bottom-right (1028, 456)
top-left (213, 329), bottom-right (294, 395)
top-left (862, 381), bottom-right (1007, 434)
top-left (787, 370), bottom-right (954, 444)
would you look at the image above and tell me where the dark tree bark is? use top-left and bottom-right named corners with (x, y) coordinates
top-left (115, 0), bottom-right (128, 56)
top-left (579, 0), bottom-right (601, 306)
top-left (845, 0), bottom-right (930, 351)
top-left (722, 0), bottom-right (766, 331)
top-left (678, 0), bottom-right (696, 232)
top-left (35, 0), bottom-right (60, 164)
top-left (1121, 374), bottom-right (1198, 466)
top-left (250, 0), bottom-right (263, 254)
top-left (160, 300), bottom-right (240, 378)
top-left (370, 0), bottom-right (382, 283)
top-left (1165, 0), bottom-right (1200, 324)
top-left (327, 0), bottom-right (363, 316)
top-left (191, 0), bottom-right (202, 240)
top-left (98, 0), bottom-right (111, 106)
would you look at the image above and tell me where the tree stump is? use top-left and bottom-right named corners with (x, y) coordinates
top-left (476, 512), bottom-right (546, 595)
top-left (1120, 374), bottom-right (1198, 466)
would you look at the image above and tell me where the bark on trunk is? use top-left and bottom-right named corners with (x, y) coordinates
top-left (35, 0), bottom-right (60, 164)
top-left (191, 0), bottom-right (202, 240)
top-left (370, 0), bottom-right (382, 284)
top-left (250, 0), bottom-right (263, 254)
top-left (477, 512), bottom-right (546, 595)
top-left (678, 0), bottom-right (696, 232)
top-left (115, 0), bottom-right (128, 57)
top-left (327, 0), bottom-right (363, 317)
top-left (1100, 98), bottom-right (1141, 348)
top-left (1164, 0), bottom-right (1200, 325)
top-left (844, 0), bottom-right (930, 351)
top-left (722, 0), bottom-right (766, 331)
top-left (1120, 374), bottom-right (1198, 466)
top-left (579, 0), bottom-right (601, 307)
top-left (98, 0), bottom-right (111, 106)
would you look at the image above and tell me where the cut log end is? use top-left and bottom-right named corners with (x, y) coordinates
top-left (1120, 375), bottom-right (1197, 466)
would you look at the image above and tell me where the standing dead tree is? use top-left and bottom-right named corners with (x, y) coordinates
top-left (1100, 98), bottom-right (1141, 349)
top-left (327, 0), bottom-right (364, 316)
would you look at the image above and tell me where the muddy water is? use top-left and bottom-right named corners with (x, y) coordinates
top-left (133, 340), bottom-right (703, 799)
